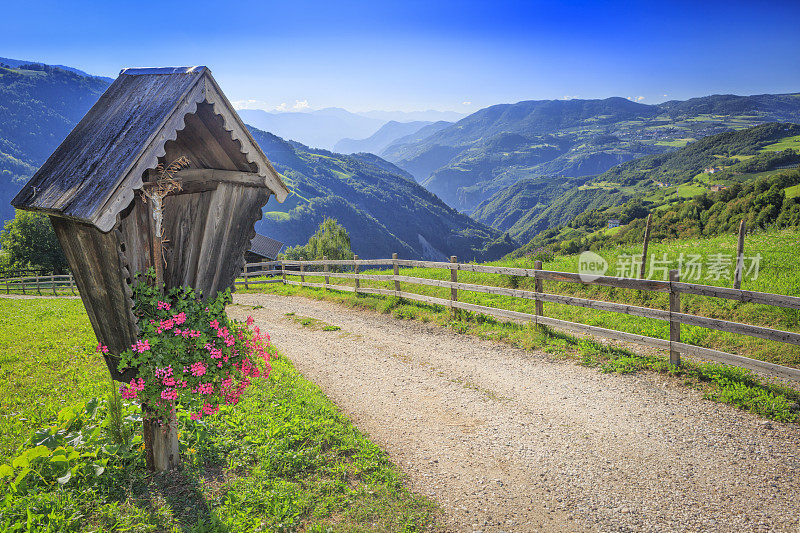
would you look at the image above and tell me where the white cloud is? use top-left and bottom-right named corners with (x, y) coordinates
top-left (626, 95), bottom-right (646, 102)
top-left (561, 95), bottom-right (579, 100)
top-left (462, 101), bottom-right (472, 106)
top-left (274, 99), bottom-right (310, 112)
top-left (232, 98), bottom-right (271, 110)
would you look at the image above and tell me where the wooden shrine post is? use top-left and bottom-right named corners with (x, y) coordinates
top-left (10, 66), bottom-right (291, 472)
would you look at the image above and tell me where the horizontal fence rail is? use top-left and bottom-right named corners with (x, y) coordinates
top-left (239, 256), bottom-right (800, 383)
top-left (0, 273), bottom-right (77, 295)
top-left (6, 257), bottom-right (798, 382)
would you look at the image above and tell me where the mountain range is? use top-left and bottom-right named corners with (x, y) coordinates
top-left (0, 59), bottom-right (511, 261)
top-left (2, 56), bottom-right (799, 263)
top-left (382, 94), bottom-right (800, 214)
top-left (483, 122), bottom-right (800, 247)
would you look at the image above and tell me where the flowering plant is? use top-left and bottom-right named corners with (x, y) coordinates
top-left (106, 270), bottom-right (272, 422)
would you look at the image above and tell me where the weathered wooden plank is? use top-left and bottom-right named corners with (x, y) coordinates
top-left (147, 168), bottom-right (268, 188)
top-left (671, 342), bottom-right (800, 382)
top-left (669, 269), bottom-right (681, 366)
top-left (733, 220), bottom-right (746, 290)
top-left (233, 278), bottom-right (284, 286)
top-left (450, 256), bottom-right (458, 311)
top-left (354, 255), bottom-right (360, 293)
top-left (306, 271), bottom-right (394, 281)
top-left (390, 274), bottom-right (670, 321)
top-left (672, 282), bottom-right (800, 310)
top-left (280, 259), bottom-right (391, 266)
top-left (672, 312), bottom-right (800, 346)
top-left (534, 260), bottom-right (544, 317)
top-left (52, 217), bottom-right (138, 381)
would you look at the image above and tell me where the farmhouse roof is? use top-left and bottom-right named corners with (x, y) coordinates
top-left (12, 66), bottom-right (289, 232)
top-left (249, 233), bottom-right (284, 259)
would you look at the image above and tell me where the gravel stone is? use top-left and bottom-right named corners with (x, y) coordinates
top-left (231, 293), bottom-right (800, 532)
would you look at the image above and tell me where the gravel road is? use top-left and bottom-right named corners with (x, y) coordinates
top-left (230, 293), bottom-right (800, 532)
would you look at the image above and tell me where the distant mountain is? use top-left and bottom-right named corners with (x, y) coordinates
top-left (236, 107), bottom-right (385, 150)
top-left (249, 128), bottom-right (515, 261)
top-left (475, 122), bottom-right (800, 246)
top-left (334, 120), bottom-right (433, 154)
top-left (0, 61), bottom-right (110, 223)
top-left (380, 121), bottom-right (452, 161)
top-left (358, 109), bottom-right (467, 122)
top-left (385, 93), bottom-right (800, 213)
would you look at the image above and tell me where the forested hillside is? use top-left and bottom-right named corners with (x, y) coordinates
top-left (0, 62), bottom-right (109, 221)
top-left (386, 93), bottom-right (800, 212)
top-left (249, 129), bottom-right (515, 260)
top-left (512, 166), bottom-right (800, 258)
top-left (475, 123), bottom-right (800, 245)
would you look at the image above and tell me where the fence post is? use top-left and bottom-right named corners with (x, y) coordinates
top-left (534, 260), bottom-right (544, 321)
top-left (300, 261), bottom-right (305, 284)
top-left (50, 273), bottom-right (57, 295)
top-left (393, 253), bottom-right (400, 295)
top-left (323, 256), bottom-right (329, 290)
top-left (243, 265), bottom-right (249, 289)
top-left (450, 256), bottom-right (458, 316)
top-left (733, 220), bottom-right (746, 290)
top-left (669, 269), bottom-right (681, 367)
top-left (639, 213), bottom-right (652, 279)
top-left (69, 274), bottom-right (76, 295)
top-left (281, 261), bottom-right (287, 284)
top-left (21, 276), bottom-right (26, 295)
top-left (35, 274), bottom-right (41, 295)
top-left (353, 254), bottom-right (360, 294)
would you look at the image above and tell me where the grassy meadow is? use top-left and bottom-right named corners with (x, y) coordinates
top-left (251, 229), bottom-right (800, 368)
top-left (0, 297), bottom-right (438, 532)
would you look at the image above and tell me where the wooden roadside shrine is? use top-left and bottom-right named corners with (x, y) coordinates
top-left (11, 66), bottom-right (290, 470)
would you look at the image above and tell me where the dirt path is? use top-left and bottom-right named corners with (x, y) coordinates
top-left (230, 293), bottom-right (800, 532)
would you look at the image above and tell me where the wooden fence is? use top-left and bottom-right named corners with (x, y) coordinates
top-left (236, 255), bottom-right (800, 383)
top-left (4, 257), bottom-right (798, 382)
top-left (0, 273), bottom-right (76, 295)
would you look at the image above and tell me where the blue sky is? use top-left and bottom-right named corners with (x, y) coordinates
top-left (2, 0), bottom-right (799, 113)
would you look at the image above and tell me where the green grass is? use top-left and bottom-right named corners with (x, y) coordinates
top-left (0, 298), bottom-right (107, 461)
top-left (785, 183), bottom-right (800, 199)
top-left (655, 138), bottom-right (695, 148)
top-left (760, 134), bottom-right (800, 152)
top-left (677, 182), bottom-right (707, 198)
top-left (0, 298), bottom-right (438, 531)
top-left (262, 210), bottom-right (291, 221)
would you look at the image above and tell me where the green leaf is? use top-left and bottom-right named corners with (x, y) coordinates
top-left (11, 455), bottom-right (29, 469)
top-left (57, 470), bottom-right (72, 485)
top-left (27, 445), bottom-right (51, 460)
top-left (14, 467), bottom-right (31, 485)
top-left (0, 464), bottom-right (13, 477)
